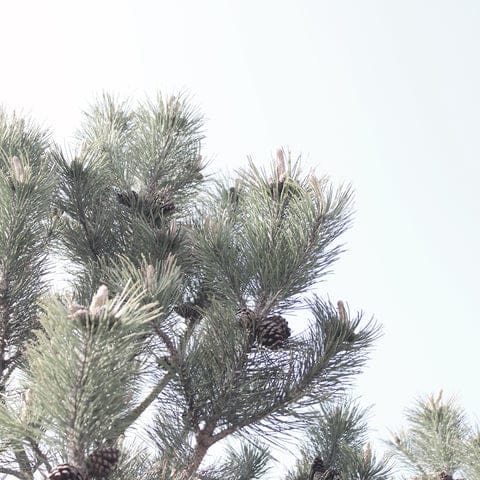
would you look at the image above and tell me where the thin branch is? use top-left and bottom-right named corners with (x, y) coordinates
top-left (153, 325), bottom-right (178, 359)
top-left (116, 372), bottom-right (173, 433)
top-left (76, 201), bottom-right (98, 259)
top-left (26, 439), bottom-right (52, 472)
top-left (67, 331), bottom-right (89, 468)
top-left (0, 467), bottom-right (28, 480)
top-left (13, 448), bottom-right (33, 480)
top-left (185, 427), bottom-right (216, 478)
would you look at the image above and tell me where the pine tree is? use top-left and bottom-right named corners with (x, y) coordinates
top-left (286, 400), bottom-right (392, 480)
top-left (388, 392), bottom-right (480, 480)
top-left (0, 93), bottom-right (380, 480)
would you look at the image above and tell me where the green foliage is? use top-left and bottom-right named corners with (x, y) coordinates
top-left (77, 92), bottom-right (205, 205)
top-left (286, 401), bottom-right (392, 480)
top-left (387, 392), bottom-right (480, 480)
top-left (204, 441), bottom-right (273, 480)
top-left (0, 93), bottom-right (380, 480)
top-left (54, 93), bottom-right (204, 301)
top-left (26, 283), bottom-right (160, 456)
top-left (0, 110), bottom-right (54, 390)
top-left (54, 148), bottom-right (126, 265)
top-left (193, 154), bottom-right (353, 311)
top-left (464, 430), bottom-right (480, 480)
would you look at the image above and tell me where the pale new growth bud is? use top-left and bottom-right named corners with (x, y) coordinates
top-left (0, 265), bottom-right (5, 291)
top-left (168, 95), bottom-right (178, 110)
top-left (89, 285), bottom-right (109, 315)
top-left (363, 442), bottom-right (372, 464)
top-left (10, 156), bottom-right (26, 183)
top-left (169, 218), bottom-right (177, 235)
top-left (145, 264), bottom-right (155, 290)
top-left (24, 388), bottom-right (31, 409)
top-left (428, 390), bottom-right (443, 409)
top-left (276, 149), bottom-right (286, 182)
top-left (20, 388), bottom-right (31, 421)
top-left (337, 300), bottom-right (347, 322)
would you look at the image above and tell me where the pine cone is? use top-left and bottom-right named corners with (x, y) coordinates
top-left (439, 472), bottom-right (453, 480)
top-left (236, 308), bottom-right (257, 331)
top-left (175, 289), bottom-right (210, 325)
top-left (117, 190), bottom-right (138, 208)
top-left (48, 464), bottom-right (85, 480)
top-left (309, 456), bottom-right (340, 480)
top-left (117, 189), bottom-right (174, 220)
top-left (310, 456), bottom-right (327, 480)
top-left (255, 314), bottom-right (291, 349)
top-left (86, 447), bottom-right (120, 478)
top-left (175, 302), bottom-right (202, 324)
top-left (151, 189), bottom-right (175, 216)
top-left (236, 307), bottom-right (258, 344)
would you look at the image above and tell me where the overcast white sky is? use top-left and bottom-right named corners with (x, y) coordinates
top-left (1, 0), bottom-right (479, 468)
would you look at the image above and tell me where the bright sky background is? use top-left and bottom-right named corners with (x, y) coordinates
top-left (1, 0), bottom-right (479, 472)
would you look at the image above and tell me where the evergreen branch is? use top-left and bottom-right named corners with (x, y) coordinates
top-left (154, 299), bottom-right (379, 477)
top-left (0, 121), bottom-right (54, 387)
top-left (387, 392), bottom-right (469, 476)
top-left (286, 401), bottom-right (392, 480)
top-left (193, 160), bottom-right (353, 312)
top-left (217, 301), bottom-right (377, 437)
top-left (25, 282), bottom-right (161, 451)
top-left (200, 440), bottom-right (272, 480)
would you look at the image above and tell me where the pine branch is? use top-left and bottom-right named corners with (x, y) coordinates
top-left (286, 400), bottom-right (392, 480)
top-left (193, 159), bottom-right (353, 312)
top-left (24, 282), bottom-right (162, 459)
top-left (200, 440), bottom-right (272, 480)
top-left (13, 449), bottom-right (32, 480)
top-left (387, 392), bottom-right (469, 476)
top-left (0, 114), bottom-right (54, 388)
top-left (151, 299), bottom-right (379, 477)
top-left (0, 466), bottom-right (28, 480)
top-left (25, 439), bottom-right (52, 472)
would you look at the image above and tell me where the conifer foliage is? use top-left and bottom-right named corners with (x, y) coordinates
top-left (388, 392), bottom-right (480, 480)
top-left (286, 401), bottom-right (392, 480)
top-left (0, 94), bottom-right (380, 480)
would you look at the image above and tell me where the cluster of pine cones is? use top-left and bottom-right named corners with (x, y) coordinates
top-left (48, 447), bottom-right (120, 480)
top-left (237, 308), bottom-right (291, 349)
